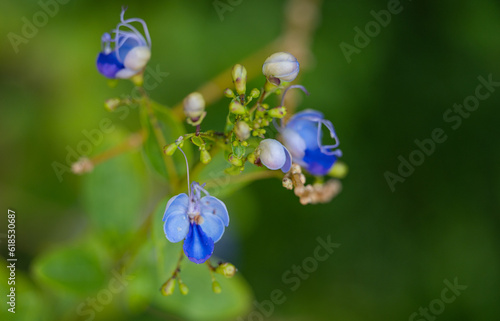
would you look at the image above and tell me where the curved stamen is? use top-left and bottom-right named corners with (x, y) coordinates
top-left (280, 85), bottom-right (309, 108)
top-left (280, 85), bottom-right (309, 127)
top-left (116, 22), bottom-right (147, 44)
top-left (176, 137), bottom-right (191, 196)
top-left (120, 6), bottom-right (128, 21)
top-left (121, 18), bottom-right (152, 48)
top-left (301, 116), bottom-right (340, 155)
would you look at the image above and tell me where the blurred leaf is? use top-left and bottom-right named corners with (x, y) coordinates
top-left (82, 128), bottom-right (146, 248)
top-left (122, 238), bottom-right (158, 314)
top-left (151, 198), bottom-right (253, 321)
top-left (0, 264), bottom-right (52, 321)
top-left (141, 100), bottom-right (192, 179)
top-left (32, 238), bottom-right (110, 295)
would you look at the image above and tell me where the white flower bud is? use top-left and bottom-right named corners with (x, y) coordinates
top-left (124, 46), bottom-right (151, 71)
top-left (262, 52), bottom-right (300, 84)
top-left (183, 92), bottom-right (206, 119)
top-left (234, 121), bottom-right (250, 141)
top-left (258, 139), bottom-right (292, 173)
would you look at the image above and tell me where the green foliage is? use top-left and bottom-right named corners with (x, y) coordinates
top-left (82, 129), bottom-right (147, 249)
top-left (141, 100), bottom-right (191, 179)
top-left (32, 238), bottom-right (111, 296)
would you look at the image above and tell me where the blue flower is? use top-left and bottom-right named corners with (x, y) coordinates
top-left (163, 182), bottom-right (229, 264)
top-left (96, 8), bottom-right (151, 79)
top-left (281, 109), bottom-right (342, 176)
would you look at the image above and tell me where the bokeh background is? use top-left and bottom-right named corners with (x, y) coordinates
top-left (1, 0), bottom-right (500, 320)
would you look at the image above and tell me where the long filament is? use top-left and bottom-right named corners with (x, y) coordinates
top-left (177, 145), bottom-right (190, 195)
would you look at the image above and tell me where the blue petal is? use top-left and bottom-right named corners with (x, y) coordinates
top-left (183, 223), bottom-right (214, 264)
top-left (96, 52), bottom-right (124, 78)
top-left (116, 36), bottom-right (139, 61)
top-left (281, 145), bottom-right (292, 173)
top-left (303, 147), bottom-right (337, 176)
top-left (200, 196), bottom-right (229, 226)
top-left (164, 212), bottom-right (189, 243)
top-left (199, 214), bottom-right (225, 243)
top-left (287, 109), bottom-right (324, 128)
top-left (163, 194), bottom-right (188, 221)
top-left (286, 118), bottom-right (319, 151)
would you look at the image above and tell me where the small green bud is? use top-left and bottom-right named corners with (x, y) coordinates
top-left (224, 88), bottom-right (235, 98)
top-left (160, 278), bottom-right (176, 296)
top-left (228, 153), bottom-right (243, 167)
top-left (212, 281), bottom-right (222, 294)
top-left (179, 281), bottom-right (189, 295)
top-left (130, 72), bottom-right (144, 87)
top-left (234, 121), bottom-right (250, 141)
top-left (329, 161), bottom-right (348, 179)
top-left (242, 141), bottom-right (248, 147)
top-left (215, 263), bottom-right (236, 278)
top-left (268, 106), bottom-right (287, 118)
top-left (164, 143), bottom-right (178, 156)
top-left (250, 88), bottom-right (260, 98)
top-left (247, 151), bottom-right (257, 164)
top-left (259, 129), bottom-right (266, 135)
top-left (200, 149), bottom-right (211, 164)
top-left (104, 98), bottom-right (121, 111)
top-left (229, 100), bottom-right (246, 114)
top-left (231, 64), bottom-right (247, 95)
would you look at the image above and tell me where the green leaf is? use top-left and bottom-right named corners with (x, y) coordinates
top-left (0, 268), bottom-right (52, 321)
top-left (82, 128), bottom-right (146, 248)
top-left (32, 238), bottom-right (110, 295)
top-left (232, 143), bottom-right (246, 158)
top-left (151, 199), bottom-right (253, 321)
top-left (141, 100), bottom-right (191, 179)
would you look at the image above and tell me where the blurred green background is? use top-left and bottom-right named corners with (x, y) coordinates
top-left (1, 0), bottom-right (500, 320)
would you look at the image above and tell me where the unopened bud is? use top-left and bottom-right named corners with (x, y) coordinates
top-left (328, 161), bottom-right (348, 179)
top-left (231, 64), bottom-right (247, 95)
top-left (224, 88), bottom-right (235, 98)
top-left (71, 158), bottom-right (94, 175)
top-left (247, 151), bottom-right (257, 164)
top-left (234, 121), bottom-right (250, 141)
top-left (250, 88), bottom-right (260, 98)
top-left (228, 153), bottom-right (243, 167)
top-left (164, 142), bottom-right (178, 156)
top-left (160, 278), bottom-right (176, 296)
top-left (215, 263), bottom-right (236, 278)
top-left (229, 100), bottom-right (246, 114)
top-left (104, 98), bottom-right (121, 111)
top-left (268, 106), bottom-right (286, 118)
top-left (183, 92), bottom-right (206, 119)
top-left (179, 281), bottom-right (189, 295)
top-left (212, 281), bottom-right (222, 294)
top-left (262, 52), bottom-right (300, 85)
top-left (200, 149), bottom-right (212, 164)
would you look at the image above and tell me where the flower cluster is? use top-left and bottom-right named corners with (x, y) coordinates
top-left (95, 10), bottom-right (347, 295)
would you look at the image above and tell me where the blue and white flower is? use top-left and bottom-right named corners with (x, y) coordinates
top-left (163, 182), bottom-right (229, 264)
top-left (258, 139), bottom-right (292, 173)
top-left (96, 7), bottom-right (151, 79)
top-left (281, 109), bottom-right (342, 176)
